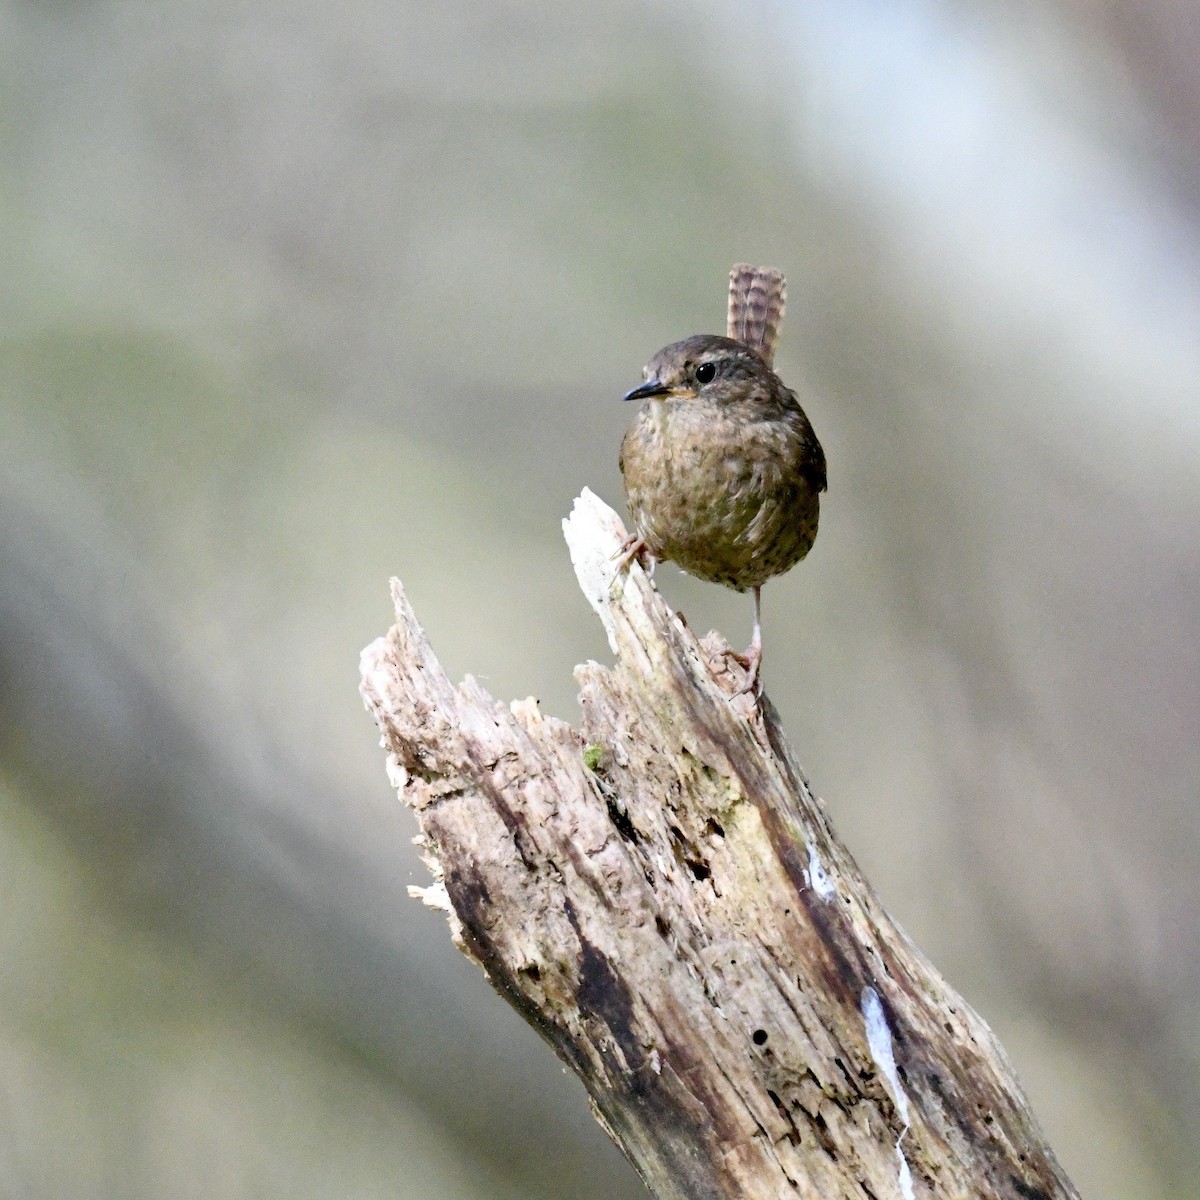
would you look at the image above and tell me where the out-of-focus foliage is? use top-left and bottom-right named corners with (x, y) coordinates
top-left (1, 1), bottom-right (1197, 1197)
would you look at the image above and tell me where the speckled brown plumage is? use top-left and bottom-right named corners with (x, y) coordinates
top-left (619, 334), bottom-right (824, 589)
top-left (618, 265), bottom-right (826, 692)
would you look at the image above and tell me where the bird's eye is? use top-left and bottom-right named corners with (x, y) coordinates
top-left (695, 361), bottom-right (717, 385)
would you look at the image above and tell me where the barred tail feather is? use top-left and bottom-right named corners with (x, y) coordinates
top-left (727, 263), bottom-right (787, 368)
top-left (727, 263), bottom-right (757, 343)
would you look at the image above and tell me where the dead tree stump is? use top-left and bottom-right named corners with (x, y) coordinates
top-left (359, 488), bottom-right (1080, 1200)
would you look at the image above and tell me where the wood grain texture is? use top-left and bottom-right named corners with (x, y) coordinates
top-left (359, 489), bottom-right (1080, 1200)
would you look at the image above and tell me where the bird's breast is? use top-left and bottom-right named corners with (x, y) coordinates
top-left (620, 400), bottom-right (821, 590)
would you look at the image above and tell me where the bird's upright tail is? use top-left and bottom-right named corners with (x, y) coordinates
top-left (727, 264), bottom-right (787, 369)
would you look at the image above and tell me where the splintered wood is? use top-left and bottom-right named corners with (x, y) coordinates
top-left (359, 488), bottom-right (1079, 1200)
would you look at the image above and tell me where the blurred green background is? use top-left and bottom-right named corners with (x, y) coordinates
top-left (2, 1), bottom-right (1198, 1196)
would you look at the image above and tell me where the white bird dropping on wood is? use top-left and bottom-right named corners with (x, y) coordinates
top-left (862, 986), bottom-right (915, 1200)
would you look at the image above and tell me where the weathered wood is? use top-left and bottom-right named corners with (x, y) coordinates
top-left (359, 488), bottom-right (1080, 1200)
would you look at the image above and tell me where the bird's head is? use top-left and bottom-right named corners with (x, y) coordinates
top-left (623, 334), bottom-right (774, 406)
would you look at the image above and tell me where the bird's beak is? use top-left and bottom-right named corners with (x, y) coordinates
top-left (623, 378), bottom-right (672, 403)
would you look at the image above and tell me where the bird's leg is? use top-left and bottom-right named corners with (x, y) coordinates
top-left (612, 532), bottom-right (655, 577)
top-left (733, 586), bottom-right (764, 697)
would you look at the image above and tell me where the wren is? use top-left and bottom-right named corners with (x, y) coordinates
top-left (617, 264), bottom-right (826, 695)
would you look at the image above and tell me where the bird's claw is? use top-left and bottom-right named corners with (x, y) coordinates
top-left (611, 533), bottom-right (654, 577)
top-left (729, 644), bottom-right (763, 700)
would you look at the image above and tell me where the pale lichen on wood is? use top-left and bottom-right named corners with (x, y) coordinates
top-left (359, 488), bottom-right (1080, 1200)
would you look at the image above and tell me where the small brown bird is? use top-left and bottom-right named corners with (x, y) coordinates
top-left (617, 264), bottom-right (826, 694)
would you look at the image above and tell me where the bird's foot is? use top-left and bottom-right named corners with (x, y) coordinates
top-left (729, 643), bottom-right (763, 700)
top-left (611, 533), bottom-right (654, 577)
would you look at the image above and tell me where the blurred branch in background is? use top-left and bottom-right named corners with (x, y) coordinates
top-left (1, 1), bottom-right (1197, 1198)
